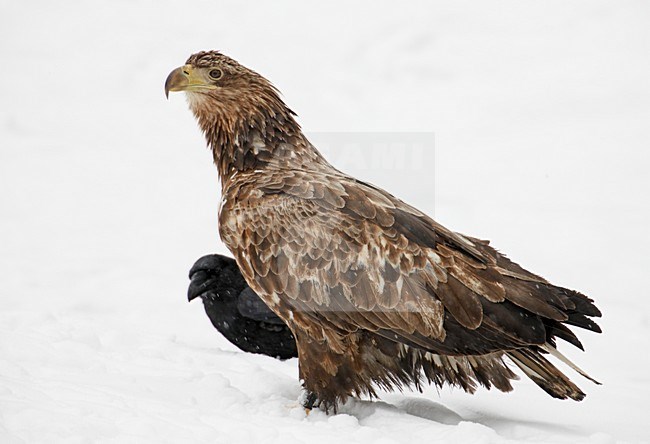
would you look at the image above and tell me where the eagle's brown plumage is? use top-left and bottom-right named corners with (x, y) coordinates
top-left (166, 50), bottom-right (602, 411)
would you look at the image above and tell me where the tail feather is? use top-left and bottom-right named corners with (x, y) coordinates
top-left (507, 348), bottom-right (587, 401)
top-left (541, 343), bottom-right (601, 385)
top-left (506, 284), bottom-right (601, 400)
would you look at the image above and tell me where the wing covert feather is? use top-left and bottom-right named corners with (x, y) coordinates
top-left (219, 171), bottom-right (589, 355)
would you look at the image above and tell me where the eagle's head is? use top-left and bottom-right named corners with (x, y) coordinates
top-left (165, 50), bottom-right (313, 184)
top-left (165, 51), bottom-right (263, 100)
top-left (165, 51), bottom-right (294, 135)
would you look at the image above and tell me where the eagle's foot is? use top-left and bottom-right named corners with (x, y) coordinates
top-left (299, 390), bottom-right (321, 412)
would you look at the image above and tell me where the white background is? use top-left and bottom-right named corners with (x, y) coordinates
top-left (1, 1), bottom-right (649, 442)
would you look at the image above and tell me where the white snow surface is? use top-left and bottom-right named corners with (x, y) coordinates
top-left (1, 1), bottom-right (649, 443)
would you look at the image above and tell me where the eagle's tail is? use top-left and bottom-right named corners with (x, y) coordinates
top-left (506, 345), bottom-right (600, 401)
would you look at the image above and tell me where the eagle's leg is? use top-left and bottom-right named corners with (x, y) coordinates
top-left (294, 328), bottom-right (373, 413)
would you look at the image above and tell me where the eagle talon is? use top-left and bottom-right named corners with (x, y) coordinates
top-left (301, 390), bottom-right (320, 411)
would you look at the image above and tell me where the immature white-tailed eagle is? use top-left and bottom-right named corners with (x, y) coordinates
top-left (166, 51), bottom-right (601, 411)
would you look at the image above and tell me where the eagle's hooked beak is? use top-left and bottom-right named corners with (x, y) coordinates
top-left (165, 65), bottom-right (191, 99)
top-left (165, 64), bottom-right (218, 99)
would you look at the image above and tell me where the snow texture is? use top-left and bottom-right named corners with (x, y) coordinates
top-left (1, 1), bottom-right (649, 442)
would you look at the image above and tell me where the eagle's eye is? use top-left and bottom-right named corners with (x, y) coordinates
top-left (209, 69), bottom-right (223, 80)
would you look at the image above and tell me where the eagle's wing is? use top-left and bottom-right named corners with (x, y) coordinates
top-left (222, 170), bottom-right (600, 356)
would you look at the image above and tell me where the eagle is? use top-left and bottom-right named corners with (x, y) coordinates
top-left (166, 50), bottom-right (601, 412)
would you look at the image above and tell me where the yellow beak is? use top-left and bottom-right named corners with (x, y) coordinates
top-left (165, 65), bottom-right (216, 98)
top-left (165, 66), bottom-right (188, 98)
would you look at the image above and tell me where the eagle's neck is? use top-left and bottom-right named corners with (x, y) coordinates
top-left (190, 92), bottom-right (328, 190)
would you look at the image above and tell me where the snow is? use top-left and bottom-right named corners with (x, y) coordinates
top-left (1, 0), bottom-right (649, 442)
